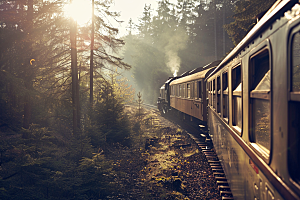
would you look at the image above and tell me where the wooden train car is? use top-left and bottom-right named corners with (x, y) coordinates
top-left (157, 61), bottom-right (220, 121)
top-left (206, 0), bottom-right (300, 199)
top-left (169, 66), bottom-right (216, 122)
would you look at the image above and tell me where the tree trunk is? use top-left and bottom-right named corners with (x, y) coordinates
top-left (90, 0), bottom-right (94, 105)
top-left (71, 20), bottom-right (78, 133)
top-left (23, 0), bottom-right (33, 129)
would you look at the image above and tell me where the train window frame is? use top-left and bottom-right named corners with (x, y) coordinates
top-left (249, 41), bottom-right (272, 163)
top-left (191, 82), bottom-right (194, 99)
top-left (194, 81), bottom-right (198, 99)
top-left (288, 27), bottom-right (300, 185)
top-left (213, 79), bottom-right (216, 110)
top-left (187, 83), bottom-right (191, 98)
top-left (179, 84), bottom-right (182, 97)
top-left (217, 76), bottom-right (221, 114)
top-left (208, 81), bottom-right (212, 106)
top-left (198, 80), bottom-right (202, 101)
top-left (222, 71), bottom-right (229, 123)
top-left (183, 83), bottom-right (186, 98)
top-left (232, 64), bottom-right (242, 135)
top-left (211, 81), bottom-right (213, 106)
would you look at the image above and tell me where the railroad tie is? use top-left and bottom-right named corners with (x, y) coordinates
top-left (222, 197), bottom-right (234, 200)
top-left (220, 190), bottom-right (233, 197)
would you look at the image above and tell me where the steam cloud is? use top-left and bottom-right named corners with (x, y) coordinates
top-left (164, 27), bottom-right (188, 77)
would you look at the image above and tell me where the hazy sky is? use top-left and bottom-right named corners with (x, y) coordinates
top-left (110, 0), bottom-right (177, 36)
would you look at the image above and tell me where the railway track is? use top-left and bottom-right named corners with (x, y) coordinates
top-left (141, 104), bottom-right (234, 199)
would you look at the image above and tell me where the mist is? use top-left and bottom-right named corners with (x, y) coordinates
top-left (164, 27), bottom-right (188, 76)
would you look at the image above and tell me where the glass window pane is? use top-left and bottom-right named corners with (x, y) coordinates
top-left (234, 83), bottom-right (242, 92)
top-left (288, 101), bottom-right (300, 184)
top-left (251, 51), bottom-right (269, 90)
top-left (234, 96), bottom-right (242, 129)
top-left (292, 32), bottom-right (300, 91)
top-left (223, 72), bottom-right (228, 119)
top-left (187, 84), bottom-right (191, 98)
top-left (179, 85), bottom-right (182, 97)
top-left (217, 77), bottom-right (221, 113)
top-left (254, 70), bottom-right (270, 91)
top-left (198, 81), bottom-right (202, 99)
top-left (233, 66), bottom-right (241, 90)
top-left (223, 95), bottom-right (229, 119)
top-left (213, 79), bottom-right (216, 108)
top-left (194, 82), bottom-right (197, 98)
top-left (253, 99), bottom-right (270, 152)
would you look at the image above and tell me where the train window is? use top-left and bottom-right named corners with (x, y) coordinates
top-left (190, 82), bottom-right (194, 99)
top-left (183, 84), bottom-right (186, 98)
top-left (198, 81), bottom-right (202, 100)
top-left (179, 85), bottom-right (182, 97)
top-left (211, 81), bottom-right (213, 106)
top-left (250, 49), bottom-right (270, 155)
top-left (292, 32), bottom-right (300, 91)
top-left (187, 83), bottom-right (191, 98)
top-left (173, 86), bottom-right (175, 96)
top-left (217, 76), bottom-right (221, 114)
top-left (172, 86), bottom-right (174, 96)
top-left (211, 80), bottom-right (213, 106)
top-left (174, 86), bottom-right (176, 96)
top-left (194, 81), bottom-right (198, 99)
top-left (288, 32), bottom-right (300, 184)
top-left (232, 65), bottom-right (242, 133)
top-left (223, 72), bottom-right (229, 121)
top-left (208, 82), bottom-right (211, 105)
top-left (213, 79), bottom-right (216, 109)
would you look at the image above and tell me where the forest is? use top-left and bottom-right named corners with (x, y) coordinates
top-left (123, 0), bottom-right (277, 104)
top-left (0, 0), bottom-right (276, 199)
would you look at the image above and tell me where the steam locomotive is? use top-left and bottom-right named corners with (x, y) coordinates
top-left (157, 0), bottom-right (300, 199)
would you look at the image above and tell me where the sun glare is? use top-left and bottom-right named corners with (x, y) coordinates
top-left (64, 0), bottom-right (92, 26)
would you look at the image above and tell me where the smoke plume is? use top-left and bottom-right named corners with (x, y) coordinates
top-left (164, 27), bottom-right (188, 77)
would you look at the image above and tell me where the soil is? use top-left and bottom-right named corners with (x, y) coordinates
top-left (105, 106), bottom-right (221, 200)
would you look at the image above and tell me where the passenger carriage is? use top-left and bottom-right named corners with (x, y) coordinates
top-left (169, 65), bottom-right (217, 122)
top-left (206, 0), bottom-right (300, 199)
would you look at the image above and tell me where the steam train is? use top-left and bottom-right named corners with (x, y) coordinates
top-left (157, 0), bottom-right (300, 199)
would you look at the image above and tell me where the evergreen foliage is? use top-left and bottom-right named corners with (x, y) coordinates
top-left (224, 0), bottom-right (277, 45)
top-left (0, 0), bottom-right (134, 198)
top-left (123, 0), bottom-right (234, 104)
top-left (0, 0), bottom-right (279, 198)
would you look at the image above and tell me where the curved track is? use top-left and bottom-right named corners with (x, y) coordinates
top-left (143, 104), bottom-right (234, 199)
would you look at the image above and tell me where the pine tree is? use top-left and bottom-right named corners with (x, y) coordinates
top-left (225, 0), bottom-right (276, 46)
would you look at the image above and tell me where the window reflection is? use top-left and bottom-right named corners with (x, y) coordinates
top-left (232, 65), bottom-right (242, 131)
top-left (223, 72), bottom-right (228, 120)
top-left (187, 83), bottom-right (191, 98)
top-left (253, 99), bottom-right (270, 151)
top-left (292, 32), bottom-right (300, 91)
top-left (234, 96), bottom-right (243, 129)
top-left (250, 49), bottom-right (270, 155)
